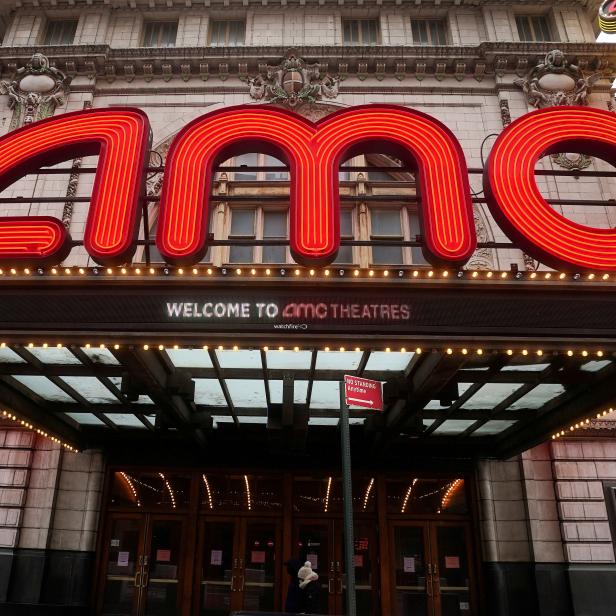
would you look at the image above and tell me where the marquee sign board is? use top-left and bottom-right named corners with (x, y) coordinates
top-left (0, 104), bottom-right (615, 270)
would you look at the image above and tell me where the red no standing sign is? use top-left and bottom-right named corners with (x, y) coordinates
top-left (344, 375), bottom-right (384, 411)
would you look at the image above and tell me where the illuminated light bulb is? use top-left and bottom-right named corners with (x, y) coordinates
top-left (369, 270), bottom-right (374, 277)
top-left (27, 343), bottom-right (34, 348)
top-left (143, 344), bottom-right (149, 350)
top-left (598, 413), bottom-right (602, 419)
top-left (106, 268), bottom-right (112, 274)
top-left (416, 347), bottom-right (422, 354)
top-left (217, 345), bottom-right (223, 351)
top-left (472, 271), bottom-right (478, 278)
top-left (530, 272), bottom-right (537, 279)
top-left (51, 268), bottom-right (57, 275)
top-left (85, 343), bottom-right (91, 349)
top-left (446, 348), bottom-right (453, 355)
top-left (203, 345), bottom-right (209, 351)
top-left (598, 351), bottom-right (604, 357)
top-left (385, 347), bottom-right (391, 353)
top-left (428, 271), bottom-right (434, 278)
top-left (42, 343), bottom-right (48, 348)
top-left (604, 410), bottom-right (609, 416)
top-left (544, 272), bottom-right (551, 279)
top-left (324, 269), bottom-right (330, 276)
top-left (121, 268), bottom-right (127, 274)
top-left (506, 349), bottom-right (513, 355)
top-left (114, 344), bottom-right (120, 350)
top-left (251, 268), bottom-right (256, 275)
top-left (278, 346), bottom-right (284, 351)
top-left (588, 273), bottom-right (595, 280)
top-left (236, 268), bottom-right (242, 275)
top-left (309, 269), bottom-right (315, 277)
top-left (522, 349), bottom-right (528, 356)
top-left (340, 346), bottom-right (345, 352)
top-left (24, 268), bottom-right (30, 275)
top-left (476, 349), bottom-right (483, 355)
top-left (173, 344), bottom-right (179, 350)
top-left (10, 268), bottom-right (16, 275)
top-left (232, 345), bottom-right (239, 351)
top-left (586, 419), bottom-right (590, 424)
top-left (443, 270), bottom-right (449, 277)
top-left (192, 268), bottom-right (198, 275)
top-left (178, 268), bottom-right (184, 275)
top-left (158, 344), bottom-right (164, 350)
top-left (486, 271), bottom-right (493, 278)
top-left (325, 346), bottom-right (330, 352)
top-left (295, 269), bottom-right (301, 276)
top-left (559, 273), bottom-right (566, 280)
top-left (353, 269), bottom-right (360, 277)
top-left (603, 274), bottom-right (610, 280)
top-left (567, 350), bottom-right (573, 356)
top-left (570, 426), bottom-right (574, 431)
top-left (0, 343), bottom-right (5, 348)
top-left (399, 347), bottom-right (405, 353)
top-left (262, 345), bottom-right (269, 352)
top-left (383, 270), bottom-right (389, 277)
top-left (413, 271), bottom-right (419, 278)
top-left (135, 268), bottom-right (141, 274)
top-left (294, 346), bottom-right (300, 352)
top-left (537, 350), bottom-right (543, 356)
top-left (149, 268), bottom-right (155, 274)
top-left (501, 272), bottom-right (508, 279)
top-left (207, 268), bottom-right (213, 275)
top-left (582, 350), bottom-right (588, 357)
top-left (56, 343), bottom-right (62, 348)
top-left (461, 348), bottom-right (468, 355)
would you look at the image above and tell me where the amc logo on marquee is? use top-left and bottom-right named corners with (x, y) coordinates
top-left (0, 104), bottom-right (615, 271)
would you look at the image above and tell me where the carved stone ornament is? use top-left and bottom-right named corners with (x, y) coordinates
top-left (246, 49), bottom-right (339, 107)
top-left (0, 53), bottom-right (71, 128)
top-left (514, 49), bottom-right (601, 109)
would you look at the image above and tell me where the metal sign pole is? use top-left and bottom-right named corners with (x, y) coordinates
top-left (339, 385), bottom-right (357, 616)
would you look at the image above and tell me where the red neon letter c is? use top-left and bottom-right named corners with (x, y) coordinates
top-left (484, 106), bottom-right (616, 271)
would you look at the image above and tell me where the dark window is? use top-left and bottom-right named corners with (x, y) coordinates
top-left (143, 21), bottom-right (178, 47)
top-left (343, 19), bottom-right (379, 45)
top-left (516, 15), bottom-right (553, 42)
top-left (411, 19), bottom-right (447, 45)
top-left (210, 20), bottom-right (246, 46)
top-left (43, 19), bottom-right (78, 45)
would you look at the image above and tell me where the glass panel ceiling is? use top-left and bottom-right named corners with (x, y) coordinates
top-left (29, 347), bottom-right (81, 365)
top-left (167, 349), bottom-right (212, 368)
top-left (365, 351), bottom-right (414, 372)
top-left (269, 380), bottom-right (309, 405)
top-left (266, 350), bottom-right (311, 370)
top-left (0, 348), bottom-right (26, 363)
top-left (472, 420), bottom-right (517, 436)
top-left (316, 351), bottom-right (362, 371)
top-left (105, 413), bottom-right (150, 428)
top-left (216, 349), bottom-right (261, 369)
top-left (81, 347), bottom-right (120, 365)
top-left (64, 412), bottom-right (105, 426)
top-left (60, 376), bottom-right (118, 403)
top-left (508, 384), bottom-right (566, 410)
top-left (13, 375), bottom-right (75, 402)
top-left (461, 383), bottom-right (523, 410)
top-left (226, 379), bottom-right (267, 407)
top-left (194, 379), bottom-right (226, 405)
top-left (433, 419), bottom-right (477, 435)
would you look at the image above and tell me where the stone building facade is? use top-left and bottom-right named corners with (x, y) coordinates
top-left (0, 1), bottom-right (615, 615)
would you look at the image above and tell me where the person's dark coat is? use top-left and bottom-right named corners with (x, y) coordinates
top-left (284, 558), bottom-right (303, 613)
top-left (300, 577), bottom-right (321, 614)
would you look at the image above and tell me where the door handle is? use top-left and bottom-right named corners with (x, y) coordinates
top-left (238, 574), bottom-right (244, 591)
top-left (335, 560), bottom-right (340, 573)
top-left (233, 558), bottom-right (238, 569)
top-left (337, 577), bottom-right (343, 594)
top-left (433, 565), bottom-right (440, 596)
top-left (142, 571), bottom-right (149, 589)
top-left (329, 561), bottom-right (334, 573)
top-left (143, 555), bottom-right (149, 566)
top-left (134, 571), bottom-right (142, 588)
top-left (328, 578), bottom-right (334, 594)
top-left (231, 575), bottom-right (236, 592)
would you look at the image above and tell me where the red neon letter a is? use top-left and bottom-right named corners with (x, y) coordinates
top-left (157, 105), bottom-right (475, 267)
top-left (0, 108), bottom-right (151, 265)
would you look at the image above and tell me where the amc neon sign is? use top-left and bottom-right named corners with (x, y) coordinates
top-left (0, 104), bottom-right (614, 271)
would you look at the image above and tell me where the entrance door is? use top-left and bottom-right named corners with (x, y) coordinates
top-left (389, 522), bottom-right (474, 616)
top-left (99, 513), bottom-right (186, 616)
top-left (197, 517), bottom-right (281, 615)
top-left (294, 519), bottom-right (379, 616)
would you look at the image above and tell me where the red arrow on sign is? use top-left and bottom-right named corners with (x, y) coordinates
top-left (344, 375), bottom-right (384, 411)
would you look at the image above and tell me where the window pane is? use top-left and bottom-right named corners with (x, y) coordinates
top-left (229, 246), bottom-right (253, 263)
top-left (230, 210), bottom-right (255, 236)
top-left (143, 22), bottom-right (177, 47)
top-left (430, 20), bottom-right (446, 45)
top-left (228, 20), bottom-right (246, 45)
top-left (371, 210), bottom-right (401, 236)
top-left (264, 155), bottom-right (288, 181)
top-left (210, 21), bottom-right (225, 45)
top-left (361, 20), bottom-right (378, 44)
top-left (372, 246), bottom-right (403, 265)
top-left (340, 210), bottom-right (353, 237)
top-left (343, 20), bottom-right (359, 44)
top-left (516, 16), bottom-right (533, 41)
top-left (235, 153), bottom-right (258, 181)
top-left (263, 211), bottom-right (287, 238)
top-left (532, 16), bottom-right (551, 41)
top-left (409, 212), bottom-right (429, 265)
top-left (262, 246), bottom-right (286, 263)
top-left (44, 20), bottom-right (77, 45)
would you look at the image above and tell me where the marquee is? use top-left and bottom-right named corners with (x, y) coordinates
top-left (0, 104), bottom-right (615, 271)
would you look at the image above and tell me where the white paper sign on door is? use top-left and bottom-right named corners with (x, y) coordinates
top-left (403, 556), bottom-right (416, 573)
top-left (117, 551), bottom-right (130, 567)
top-left (306, 553), bottom-right (318, 569)
top-left (210, 550), bottom-right (223, 566)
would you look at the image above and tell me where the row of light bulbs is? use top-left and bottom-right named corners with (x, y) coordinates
top-left (0, 409), bottom-right (78, 452)
top-left (552, 408), bottom-right (616, 440)
top-left (4, 342), bottom-right (612, 358)
top-left (1, 342), bottom-right (612, 358)
top-left (0, 265), bottom-right (613, 282)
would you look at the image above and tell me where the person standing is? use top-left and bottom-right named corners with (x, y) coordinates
top-left (284, 558), bottom-right (303, 613)
top-left (297, 560), bottom-right (321, 614)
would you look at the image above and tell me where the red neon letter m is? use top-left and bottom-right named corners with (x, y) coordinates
top-left (157, 105), bottom-right (475, 267)
top-left (0, 108), bottom-right (151, 265)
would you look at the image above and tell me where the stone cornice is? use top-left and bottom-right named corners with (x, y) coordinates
top-left (0, 42), bottom-right (614, 83)
top-left (0, 0), bottom-right (599, 11)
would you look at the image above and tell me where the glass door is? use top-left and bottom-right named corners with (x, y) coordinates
top-left (389, 522), bottom-right (474, 616)
top-left (198, 518), bottom-right (281, 615)
top-left (99, 514), bottom-right (186, 616)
